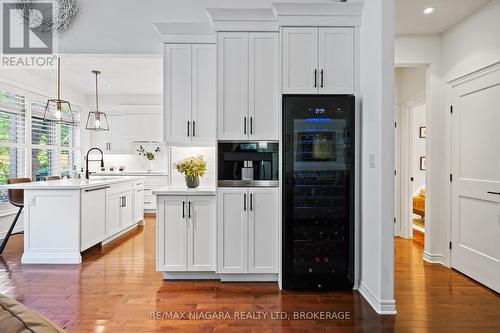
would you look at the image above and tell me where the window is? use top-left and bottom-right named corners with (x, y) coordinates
top-left (0, 85), bottom-right (26, 204)
top-left (0, 83), bottom-right (81, 206)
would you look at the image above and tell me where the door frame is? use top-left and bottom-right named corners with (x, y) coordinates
top-left (395, 99), bottom-right (426, 239)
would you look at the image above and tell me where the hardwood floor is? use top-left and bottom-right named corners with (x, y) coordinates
top-left (0, 216), bottom-right (498, 332)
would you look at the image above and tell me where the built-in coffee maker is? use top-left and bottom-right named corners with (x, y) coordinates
top-left (218, 141), bottom-right (279, 187)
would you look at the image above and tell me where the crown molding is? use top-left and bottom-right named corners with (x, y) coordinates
top-left (272, 2), bottom-right (363, 27)
top-left (206, 8), bottom-right (278, 32)
top-left (153, 23), bottom-right (216, 44)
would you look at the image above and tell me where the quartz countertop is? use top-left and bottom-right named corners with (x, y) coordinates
top-left (0, 176), bottom-right (145, 190)
top-left (153, 186), bottom-right (216, 196)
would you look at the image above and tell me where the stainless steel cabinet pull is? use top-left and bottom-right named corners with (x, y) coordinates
top-left (182, 201), bottom-right (185, 218)
top-left (243, 193), bottom-right (247, 211)
top-left (250, 193), bottom-right (253, 211)
top-left (192, 121), bottom-right (196, 137)
top-left (250, 117), bottom-right (253, 134)
top-left (188, 201), bottom-right (191, 218)
top-left (187, 121), bottom-right (190, 137)
top-left (85, 186), bottom-right (110, 192)
top-left (320, 69), bottom-right (324, 88)
top-left (314, 69), bottom-right (317, 88)
top-left (487, 191), bottom-right (500, 195)
top-left (244, 117), bottom-right (247, 134)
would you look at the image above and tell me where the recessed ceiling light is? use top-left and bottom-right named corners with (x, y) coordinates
top-left (423, 7), bottom-right (435, 15)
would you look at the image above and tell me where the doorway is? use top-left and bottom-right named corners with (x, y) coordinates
top-left (394, 67), bottom-right (427, 242)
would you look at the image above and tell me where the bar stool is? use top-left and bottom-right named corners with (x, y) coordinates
top-left (45, 176), bottom-right (61, 180)
top-left (0, 178), bottom-right (31, 254)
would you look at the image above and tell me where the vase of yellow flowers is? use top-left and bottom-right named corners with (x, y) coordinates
top-left (174, 155), bottom-right (207, 188)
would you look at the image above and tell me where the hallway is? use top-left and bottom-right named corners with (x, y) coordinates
top-left (0, 217), bottom-right (498, 332)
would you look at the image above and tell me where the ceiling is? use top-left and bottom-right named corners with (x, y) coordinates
top-left (395, 0), bottom-right (491, 34)
top-left (33, 56), bottom-right (163, 96)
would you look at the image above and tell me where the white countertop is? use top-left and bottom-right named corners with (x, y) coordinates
top-left (92, 171), bottom-right (168, 176)
top-left (0, 176), bottom-right (145, 190)
top-left (153, 186), bottom-right (216, 196)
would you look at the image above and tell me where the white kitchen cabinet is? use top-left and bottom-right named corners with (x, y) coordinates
top-left (80, 186), bottom-right (107, 251)
top-left (157, 195), bottom-right (215, 272)
top-left (218, 32), bottom-right (279, 141)
top-left (217, 187), bottom-right (278, 274)
top-left (164, 43), bottom-right (216, 144)
top-left (91, 114), bottom-right (127, 153)
top-left (282, 27), bottom-right (319, 94)
top-left (121, 190), bottom-right (135, 229)
top-left (282, 27), bottom-right (354, 94)
top-left (106, 193), bottom-right (122, 237)
top-left (249, 33), bottom-right (279, 140)
top-left (157, 196), bottom-right (187, 271)
top-left (134, 181), bottom-right (144, 223)
top-left (248, 188), bottom-right (279, 273)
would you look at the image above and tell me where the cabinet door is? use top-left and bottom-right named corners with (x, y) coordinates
top-left (81, 187), bottom-right (107, 251)
top-left (217, 33), bottom-right (249, 140)
top-left (157, 196), bottom-right (187, 271)
top-left (187, 196), bottom-right (215, 271)
top-left (124, 113), bottom-right (163, 143)
top-left (248, 188), bottom-right (278, 273)
top-left (217, 188), bottom-right (248, 273)
top-left (121, 190), bottom-right (134, 229)
top-left (192, 44), bottom-right (216, 143)
top-left (92, 114), bottom-right (124, 153)
top-left (282, 27), bottom-right (319, 94)
top-left (164, 44), bottom-right (192, 143)
top-left (134, 186), bottom-right (144, 223)
top-left (106, 193), bottom-right (122, 237)
top-left (318, 28), bottom-right (354, 94)
top-left (248, 33), bottom-right (279, 140)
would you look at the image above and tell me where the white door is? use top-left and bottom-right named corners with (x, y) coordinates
top-left (121, 190), bottom-right (135, 229)
top-left (248, 188), bottom-right (278, 273)
top-left (157, 196), bottom-right (187, 271)
top-left (318, 28), bottom-right (354, 94)
top-left (217, 188), bottom-right (248, 273)
top-left (217, 33), bottom-right (249, 140)
top-left (81, 187), bottom-right (107, 251)
top-left (134, 186), bottom-right (144, 223)
top-left (187, 196), bottom-right (215, 271)
top-left (191, 44), bottom-right (216, 143)
top-left (451, 70), bottom-right (500, 293)
top-left (248, 32), bottom-right (279, 140)
top-left (282, 27), bottom-right (318, 94)
top-left (164, 44), bottom-right (192, 143)
top-left (106, 193), bottom-right (122, 237)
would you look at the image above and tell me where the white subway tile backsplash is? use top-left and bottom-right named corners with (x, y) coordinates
top-left (169, 146), bottom-right (216, 187)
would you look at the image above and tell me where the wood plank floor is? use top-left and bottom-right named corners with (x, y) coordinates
top-left (0, 216), bottom-right (498, 332)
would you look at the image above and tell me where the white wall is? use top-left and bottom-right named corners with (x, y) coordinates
top-left (442, 0), bottom-right (500, 81)
top-left (359, 0), bottom-right (396, 315)
top-left (411, 104), bottom-right (426, 194)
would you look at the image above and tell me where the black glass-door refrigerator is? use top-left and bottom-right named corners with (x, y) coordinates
top-left (282, 95), bottom-right (355, 290)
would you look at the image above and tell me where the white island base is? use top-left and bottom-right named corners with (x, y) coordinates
top-left (2, 177), bottom-right (145, 264)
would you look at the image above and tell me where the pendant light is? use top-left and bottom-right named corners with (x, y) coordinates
top-left (43, 57), bottom-right (75, 125)
top-left (85, 70), bottom-right (109, 131)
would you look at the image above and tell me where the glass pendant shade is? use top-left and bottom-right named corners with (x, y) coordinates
top-left (85, 70), bottom-right (110, 131)
top-left (43, 57), bottom-right (75, 125)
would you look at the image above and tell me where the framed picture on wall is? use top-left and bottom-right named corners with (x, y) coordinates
top-left (419, 126), bottom-right (426, 138)
top-left (420, 156), bottom-right (426, 170)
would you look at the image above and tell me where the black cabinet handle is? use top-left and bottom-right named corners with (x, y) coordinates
top-left (85, 186), bottom-right (110, 192)
top-left (188, 201), bottom-right (191, 218)
top-left (182, 201), bottom-right (185, 218)
top-left (314, 69), bottom-right (317, 88)
top-left (192, 121), bottom-right (196, 137)
top-left (487, 191), bottom-right (500, 195)
top-left (187, 121), bottom-right (190, 137)
top-left (250, 117), bottom-right (253, 134)
top-left (244, 117), bottom-right (247, 134)
top-left (243, 193), bottom-right (247, 211)
top-left (250, 193), bottom-right (253, 211)
top-left (123, 196), bottom-right (126, 207)
top-left (320, 69), bottom-right (324, 88)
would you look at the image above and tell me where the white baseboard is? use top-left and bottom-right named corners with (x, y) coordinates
top-left (422, 251), bottom-right (446, 266)
top-left (162, 272), bottom-right (278, 282)
top-left (358, 282), bottom-right (397, 315)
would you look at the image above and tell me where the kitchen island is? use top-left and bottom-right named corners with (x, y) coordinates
top-left (1, 177), bottom-right (144, 264)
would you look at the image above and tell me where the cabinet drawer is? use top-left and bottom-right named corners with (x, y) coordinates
top-left (107, 181), bottom-right (136, 195)
top-left (144, 196), bottom-right (156, 210)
